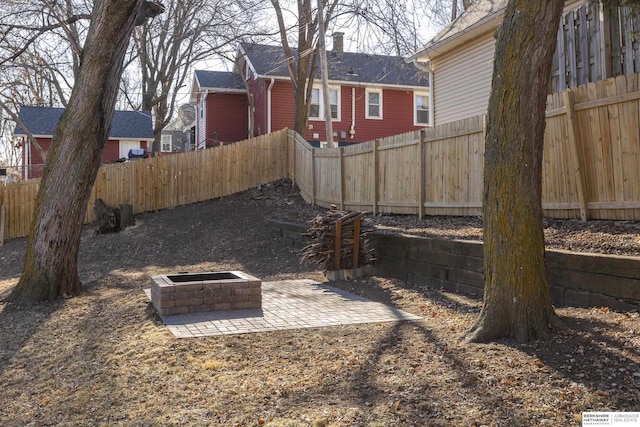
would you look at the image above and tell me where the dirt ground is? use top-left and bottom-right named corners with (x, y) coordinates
top-left (1, 179), bottom-right (639, 426)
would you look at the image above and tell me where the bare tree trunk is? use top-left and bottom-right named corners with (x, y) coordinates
top-left (464, 0), bottom-right (564, 343)
top-left (7, 0), bottom-right (149, 305)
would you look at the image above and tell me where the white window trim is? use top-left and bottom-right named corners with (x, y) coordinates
top-left (365, 88), bottom-right (383, 120)
top-left (413, 91), bottom-right (432, 127)
top-left (308, 85), bottom-right (341, 122)
top-left (309, 87), bottom-right (321, 120)
top-left (328, 86), bottom-right (341, 122)
top-left (161, 134), bottom-right (172, 152)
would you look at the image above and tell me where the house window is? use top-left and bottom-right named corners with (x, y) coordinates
top-left (309, 88), bottom-right (321, 119)
top-left (309, 86), bottom-right (341, 121)
top-left (161, 134), bottom-right (172, 152)
top-left (329, 87), bottom-right (339, 120)
top-left (366, 89), bottom-right (382, 119)
top-left (414, 92), bottom-right (430, 126)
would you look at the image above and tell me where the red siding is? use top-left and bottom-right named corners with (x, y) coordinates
top-left (249, 78), bottom-right (268, 135)
top-left (24, 138), bottom-right (144, 179)
top-left (270, 81), bottom-right (296, 133)
top-left (102, 140), bottom-right (121, 161)
top-left (205, 92), bottom-right (249, 145)
top-left (261, 80), bottom-right (425, 144)
top-left (202, 76), bottom-right (426, 145)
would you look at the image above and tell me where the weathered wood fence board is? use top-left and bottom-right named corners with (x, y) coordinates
top-left (7, 71), bottom-right (640, 241)
top-left (3, 129), bottom-right (290, 240)
top-left (293, 72), bottom-right (640, 221)
top-left (550, 3), bottom-right (640, 93)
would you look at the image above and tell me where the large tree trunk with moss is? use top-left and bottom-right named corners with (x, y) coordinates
top-left (7, 0), bottom-right (148, 305)
top-left (464, 0), bottom-right (564, 343)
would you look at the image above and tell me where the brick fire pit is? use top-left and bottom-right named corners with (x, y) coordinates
top-left (150, 271), bottom-right (261, 316)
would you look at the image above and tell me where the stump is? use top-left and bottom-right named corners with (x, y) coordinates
top-left (119, 204), bottom-right (135, 228)
top-left (94, 198), bottom-right (121, 234)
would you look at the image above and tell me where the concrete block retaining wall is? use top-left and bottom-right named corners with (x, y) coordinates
top-left (268, 220), bottom-right (640, 311)
top-left (269, 219), bottom-right (310, 249)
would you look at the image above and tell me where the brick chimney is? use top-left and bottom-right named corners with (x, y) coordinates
top-left (333, 32), bottom-right (344, 56)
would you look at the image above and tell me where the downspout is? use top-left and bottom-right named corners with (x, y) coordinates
top-left (413, 59), bottom-right (434, 127)
top-left (349, 87), bottom-right (356, 138)
top-left (267, 78), bottom-right (275, 134)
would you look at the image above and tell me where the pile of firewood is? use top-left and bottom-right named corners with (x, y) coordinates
top-left (301, 209), bottom-right (374, 270)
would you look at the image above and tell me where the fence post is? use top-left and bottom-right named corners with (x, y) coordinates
top-left (334, 219), bottom-right (342, 270)
top-left (0, 205), bottom-right (5, 246)
top-left (290, 130), bottom-right (297, 188)
top-left (419, 129), bottom-right (426, 219)
top-left (563, 89), bottom-right (590, 221)
top-left (352, 216), bottom-right (361, 269)
top-left (311, 146), bottom-right (316, 206)
top-left (373, 139), bottom-right (379, 215)
top-left (339, 147), bottom-right (345, 210)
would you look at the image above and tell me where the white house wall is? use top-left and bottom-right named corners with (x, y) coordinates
top-left (432, 31), bottom-right (496, 125)
top-left (196, 93), bottom-right (207, 149)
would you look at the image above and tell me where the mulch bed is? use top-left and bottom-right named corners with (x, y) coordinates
top-left (0, 179), bottom-right (639, 426)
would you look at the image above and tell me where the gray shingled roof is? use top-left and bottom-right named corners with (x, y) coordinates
top-left (13, 106), bottom-right (154, 139)
top-left (241, 43), bottom-right (429, 87)
top-left (408, 0), bottom-right (507, 61)
top-left (194, 70), bottom-right (246, 90)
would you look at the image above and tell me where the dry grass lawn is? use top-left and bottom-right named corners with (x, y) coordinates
top-left (1, 181), bottom-right (639, 426)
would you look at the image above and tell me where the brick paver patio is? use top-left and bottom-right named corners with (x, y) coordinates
top-left (146, 279), bottom-right (421, 338)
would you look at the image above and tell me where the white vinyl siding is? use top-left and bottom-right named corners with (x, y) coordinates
top-left (431, 31), bottom-right (496, 125)
top-left (196, 94), bottom-right (207, 149)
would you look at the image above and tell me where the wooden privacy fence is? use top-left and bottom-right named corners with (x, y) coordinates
top-left (290, 120), bottom-right (486, 217)
top-left (292, 72), bottom-right (640, 221)
top-left (549, 3), bottom-right (640, 92)
top-left (5, 72), bottom-right (640, 241)
top-left (0, 129), bottom-right (290, 240)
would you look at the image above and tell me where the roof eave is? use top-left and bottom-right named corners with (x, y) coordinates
top-left (14, 133), bottom-right (153, 141)
top-left (255, 74), bottom-right (427, 90)
top-left (200, 87), bottom-right (248, 94)
top-left (407, 10), bottom-right (504, 63)
top-left (238, 43), bottom-right (258, 77)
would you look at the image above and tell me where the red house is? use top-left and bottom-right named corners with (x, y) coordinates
top-left (14, 106), bottom-right (154, 179)
top-left (190, 34), bottom-right (432, 148)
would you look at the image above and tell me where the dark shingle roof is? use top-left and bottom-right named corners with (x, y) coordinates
top-left (194, 70), bottom-right (246, 90)
top-left (13, 106), bottom-right (154, 139)
top-left (240, 43), bottom-right (429, 87)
